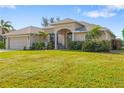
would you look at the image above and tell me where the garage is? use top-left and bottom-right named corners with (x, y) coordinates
top-left (5, 26), bottom-right (42, 50)
top-left (9, 36), bottom-right (28, 50)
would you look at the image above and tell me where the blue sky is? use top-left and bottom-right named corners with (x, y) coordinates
top-left (0, 5), bottom-right (123, 38)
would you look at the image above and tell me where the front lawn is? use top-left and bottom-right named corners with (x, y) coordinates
top-left (0, 50), bottom-right (124, 88)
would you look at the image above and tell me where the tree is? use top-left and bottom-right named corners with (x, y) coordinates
top-left (41, 17), bottom-right (60, 27)
top-left (56, 17), bottom-right (60, 22)
top-left (38, 31), bottom-right (48, 49)
top-left (85, 25), bottom-right (102, 41)
top-left (38, 31), bottom-right (48, 40)
top-left (41, 17), bottom-right (49, 27)
top-left (0, 19), bottom-right (14, 48)
top-left (50, 17), bottom-right (55, 24)
top-left (122, 28), bottom-right (124, 41)
top-left (0, 19), bottom-right (14, 34)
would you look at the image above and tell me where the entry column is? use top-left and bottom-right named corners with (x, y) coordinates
top-left (54, 32), bottom-right (57, 49)
top-left (72, 31), bottom-right (75, 41)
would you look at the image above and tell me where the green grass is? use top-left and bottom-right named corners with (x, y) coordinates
top-left (0, 50), bottom-right (124, 88)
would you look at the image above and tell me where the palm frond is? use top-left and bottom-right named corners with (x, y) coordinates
top-left (0, 19), bottom-right (14, 34)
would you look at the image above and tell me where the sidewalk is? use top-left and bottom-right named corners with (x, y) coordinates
top-left (0, 49), bottom-right (11, 52)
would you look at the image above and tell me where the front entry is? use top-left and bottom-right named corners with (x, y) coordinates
top-left (57, 29), bottom-right (72, 49)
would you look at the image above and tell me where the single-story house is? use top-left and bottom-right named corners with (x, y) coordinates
top-left (4, 18), bottom-right (115, 50)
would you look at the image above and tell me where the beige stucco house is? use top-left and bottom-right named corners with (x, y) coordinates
top-left (4, 18), bottom-right (115, 50)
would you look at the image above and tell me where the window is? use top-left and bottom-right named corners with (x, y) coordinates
top-left (49, 33), bottom-right (55, 45)
top-left (75, 27), bottom-right (86, 31)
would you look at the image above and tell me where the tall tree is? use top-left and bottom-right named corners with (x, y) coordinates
top-left (56, 17), bottom-right (60, 22)
top-left (50, 17), bottom-right (55, 24)
top-left (122, 28), bottom-right (124, 41)
top-left (0, 19), bottom-right (14, 34)
top-left (41, 17), bottom-right (60, 27)
top-left (41, 17), bottom-right (49, 27)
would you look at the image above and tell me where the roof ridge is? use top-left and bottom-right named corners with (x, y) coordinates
top-left (50, 18), bottom-right (77, 25)
top-left (17, 26), bottom-right (41, 31)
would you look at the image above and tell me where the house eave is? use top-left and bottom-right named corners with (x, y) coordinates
top-left (4, 33), bottom-right (33, 36)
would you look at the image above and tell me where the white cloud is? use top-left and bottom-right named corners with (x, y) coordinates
top-left (83, 10), bottom-right (116, 18)
top-left (0, 5), bottom-right (16, 9)
top-left (82, 5), bottom-right (124, 18)
top-left (106, 5), bottom-right (124, 11)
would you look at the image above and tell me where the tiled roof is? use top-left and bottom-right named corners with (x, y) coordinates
top-left (50, 18), bottom-right (78, 25)
top-left (4, 26), bottom-right (41, 36)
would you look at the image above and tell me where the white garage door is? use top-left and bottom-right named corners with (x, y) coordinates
top-left (9, 37), bottom-right (28, 50)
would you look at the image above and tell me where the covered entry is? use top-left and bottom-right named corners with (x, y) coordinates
top-left (57, 29), bottom-right (72, 49)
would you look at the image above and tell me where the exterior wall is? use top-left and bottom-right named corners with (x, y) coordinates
top-left (98, 31), bottom-right (114, 41)
top-left (54, 23), bottom-right (77, 32)
top-left (105, 31), bottom-right (114, 40)
top-left (30, 35), bottom-right (45, 46)
top-left (74, 32), bottom-right (86, 41)
top-left (74, 31), bottom-right (113, 42)
top-left (44, 22), bottom-right (86, 33)
top-left (43, 29), bottom-right (55, 33)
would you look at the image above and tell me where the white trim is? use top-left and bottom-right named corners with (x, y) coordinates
top-left (72, 31), bottom-right (75, 41)
top-left (6, 35), bottom-right (30, 38)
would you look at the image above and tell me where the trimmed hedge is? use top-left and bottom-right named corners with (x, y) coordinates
top-left (0, 40), bottom-right (5, 49)
top-left (30, 41), bottom-right (45, 50)
top-left (82, 40), bottom-right (111, 52)
top-left (68, 40), bottom-right (111, 52)
top-left (68, 41), bottom-right (84, 50)
top-left (47, 42), bottom-right (54, 49)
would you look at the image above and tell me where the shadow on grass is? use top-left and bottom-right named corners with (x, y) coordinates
top-left (57, 49), bottom-right (124, 55)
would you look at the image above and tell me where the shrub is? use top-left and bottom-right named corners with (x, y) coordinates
top-left (0, 40), bottom-right (5, 49)
top-left (82, 40), bottom-right (96, 52)
top-left (82, 40), bottom-right (111, 52)
top-left (96, 40), bottom-right (111, 52)
top-left (68, 41), bottom-right (83, 50)
top-left (30, 41), bottom-right (45, 50)
top-left (47, 42), bottom-right (54, 49)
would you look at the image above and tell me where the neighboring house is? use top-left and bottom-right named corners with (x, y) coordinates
top-left (4, 18), bottom-right (115, 50)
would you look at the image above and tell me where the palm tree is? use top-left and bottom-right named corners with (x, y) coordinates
top-left (38, 31), bottom-right (48, 40)
top-left (0, 19), bottom-right (14, 48)
top-left (85, 25), bottom-right (103, 41)
top-left (0, 19), bottom-right (14, 34)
